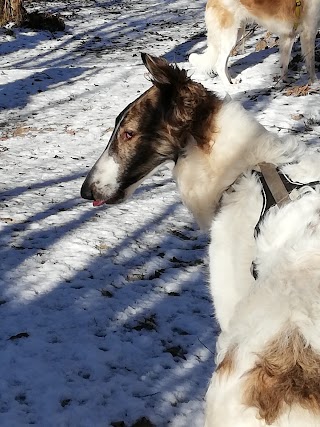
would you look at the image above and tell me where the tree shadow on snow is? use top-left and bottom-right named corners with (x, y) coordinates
top-left (0, 169), bottom-right (217, 426)
top-left (164, 31), bottom-right (206, 63)
top-left (0, 67), bottom-right (90, 111)
top-left (0, 0), bottom-right (205, 70)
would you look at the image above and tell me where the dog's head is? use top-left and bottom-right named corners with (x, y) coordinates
top-left (81, 54), bottom-right (220, 209)
top-left (81, 54), bottom-right (192, 205)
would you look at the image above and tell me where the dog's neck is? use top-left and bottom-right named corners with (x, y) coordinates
top-left (173, 135), bottom-right (256, 230)
top-left (173, 100), bottom-right (302, 230)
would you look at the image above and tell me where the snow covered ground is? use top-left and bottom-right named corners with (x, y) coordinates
top-left (0, 1), bottom-right (319, 426)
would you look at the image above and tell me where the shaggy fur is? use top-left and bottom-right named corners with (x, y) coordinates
top-left (243, 329), bottom-right (320, 424)
top-left (206, 174), bottom-right (320, 426)
top-left (189, 0), bottom-right (320, 85)
top-left (81, 55), bottom-right (320, 426)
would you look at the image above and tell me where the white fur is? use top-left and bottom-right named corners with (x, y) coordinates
top-left (189, 0), bottom-right (320, 85)
top-left (206, 179), bottom-right (320, 427)
top-left (173, 99), bottom-right (306, 231)
top-left (87, 153), bottom-right (166, 202)
top-left (171, 99), bottom-right (320, 425)
top-left (87, 149), bottom-right (120, 200)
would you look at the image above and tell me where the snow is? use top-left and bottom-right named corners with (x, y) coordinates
top-left (0, 0), bottom-right (319, 426)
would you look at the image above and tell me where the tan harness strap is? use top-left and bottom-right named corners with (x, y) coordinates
top-left (294, 0), bottom-right (302, 30)
top-left (259, 162), bottom-right (291, 207)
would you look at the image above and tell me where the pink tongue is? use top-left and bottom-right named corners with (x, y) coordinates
top-left (93, 200), bottom-right (105, 207)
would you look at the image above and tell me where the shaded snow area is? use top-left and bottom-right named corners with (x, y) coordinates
top-left (0, 0), bottom-right (319, 426)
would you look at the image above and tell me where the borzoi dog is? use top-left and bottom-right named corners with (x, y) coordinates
top-left (189, 0), bottom-right (320, 85)
top-left (81, 54), bottom-right (320, 426)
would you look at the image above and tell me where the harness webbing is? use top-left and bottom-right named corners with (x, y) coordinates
top-left (252, 162), bottom-right (320, 278)
top-left (294, 0), bottom-right (302, 30)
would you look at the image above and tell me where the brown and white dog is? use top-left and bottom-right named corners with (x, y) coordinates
top-left (81, 54), bottom-right (320, 426)
top-left (189, 0), bottom-right (320, 85)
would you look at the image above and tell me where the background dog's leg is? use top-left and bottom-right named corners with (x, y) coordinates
top-left (214, 27), bottom-right (240, 85)
top-left (189, 44), bottom-right (218, 75)
top-left (189, 5), bottom-right (239, 85)
top-left (300, 30), bottom-right (317, 82)
top-left (237, 24), bottom-right (246, 55)
top-left (279, 35), bottom-right (295, 81)
top-left (189, 5), bottom-right (221, 76)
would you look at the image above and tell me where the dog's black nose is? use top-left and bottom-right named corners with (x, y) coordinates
top-left (80, 181), bottom-right (93, 200)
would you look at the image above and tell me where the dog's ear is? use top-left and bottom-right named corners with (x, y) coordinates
top-left (141, 52), bottom-right (188, 88)
top-left (141, 53), bottom-right (171, 85)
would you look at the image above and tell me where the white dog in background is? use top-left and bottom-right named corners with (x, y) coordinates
top-left (189, 0), bottom-right (320, 85)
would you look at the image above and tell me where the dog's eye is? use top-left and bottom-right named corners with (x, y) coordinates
top-left (124, 131), bottom-right (134, 140)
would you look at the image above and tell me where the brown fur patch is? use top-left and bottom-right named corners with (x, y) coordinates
top-left (111, 87), bottom-right (160, 162)
top-left (175, 81), bottom-right (223, 153)
top-left (239, 0), bottom-right (304, 23)
top-left (144, 54), bottom-right (223, 146)
top-left (243, 329), bottom-right (320, 424)
top-left (216, 346), bottom-right (237, 377)
top-left (206, 0), bottom-right (234, 28)
top-left (117, 68), bottom-right (223, 156)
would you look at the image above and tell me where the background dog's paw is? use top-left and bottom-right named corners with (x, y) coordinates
top-left (189, 52), bottom-right (214, 76)
top-left (189, 52), bottom-right (200, 67)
